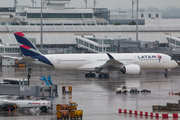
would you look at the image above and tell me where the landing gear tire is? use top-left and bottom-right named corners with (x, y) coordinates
top-left (104, 74), bottom-right (109, 78)
top-left (40, 106), bottom-right (47, 112)
top-left (85, 73), bottom-right (89, 78)
top-left (85, 73), bottom-right (96, 78)
top-left (165, 73), bottom-right (169, 77)
top-left (91, 73), bottom-right (96, 78)
top-left (165, 69), bottom-right (169, 78)
top-left (98, 74), bottom-right (102, 78)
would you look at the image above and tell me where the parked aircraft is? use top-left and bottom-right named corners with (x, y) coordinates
top-left (5, 32), bottom-right (178, 78)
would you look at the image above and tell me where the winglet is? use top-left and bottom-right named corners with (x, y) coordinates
top-left (107, 53), bottom-right (114, 59)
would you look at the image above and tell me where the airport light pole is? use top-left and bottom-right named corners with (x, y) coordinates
top-left (27, 67), bottom-right (32, 85)
top-left (136, 0), bottom-right (139, 41)
top-left (40, 0), bottom-right (43, 48)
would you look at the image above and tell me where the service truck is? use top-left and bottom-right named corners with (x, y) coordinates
top-left (1, 99), bottom-right (50, 112)
top-left (115, 85), bottom-right (128, 93)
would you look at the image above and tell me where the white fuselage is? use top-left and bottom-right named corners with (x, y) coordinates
top-left (2, 100), bottom-right (50, 108)
top-left (43, 53), bottom-right (177, 72)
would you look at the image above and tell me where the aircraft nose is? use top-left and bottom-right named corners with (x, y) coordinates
top-left (175, 61), bottom-right (180, 67)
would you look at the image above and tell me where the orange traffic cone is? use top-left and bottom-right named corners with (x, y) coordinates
top-left (171, 92), bottom-right (174, 95)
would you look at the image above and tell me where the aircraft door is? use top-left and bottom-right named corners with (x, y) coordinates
top-left (134, 56), bottom-right (138, 64)
top-left (87, 57), bottom-right (91, 63)
top-left (50, 57), bottom-right (54, 65)
top-left (163, 56), bottom-right (167, 63)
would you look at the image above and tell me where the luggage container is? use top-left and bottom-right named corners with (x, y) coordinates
top-left (70, 110), bottom-right (83, 119)
top-left (62, 86), bottom-right (72, 93)
top-left (57, 110), bottom-right (69, 119)
top-left (56, 104), bottom-right (68, 111)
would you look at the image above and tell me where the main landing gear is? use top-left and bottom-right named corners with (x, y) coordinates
top-left (165, 69), bottom-right (169, 77)
top-left (98, 73), bottom-right (109, 78)
top-left (85, 72), bottom-right (96, 78)
top-left (85, 72), bottom-right (110, 78)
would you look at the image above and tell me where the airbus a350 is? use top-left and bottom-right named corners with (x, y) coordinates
top-left (3, 32), bottom-right (178, 78)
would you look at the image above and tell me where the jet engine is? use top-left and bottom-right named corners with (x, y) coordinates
top-left (119, 64), bottom-right (140, 75)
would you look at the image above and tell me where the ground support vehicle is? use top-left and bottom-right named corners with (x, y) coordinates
top-left (57, 110), bottom-right (69, 119)
top-left (70, 110), bottom-right (83, 119)
top-left (3, 100), bottom-right (50, 112)
top-left (129, 88), bottom-right (140, 93)
top-left (141, 89), bottom-right (151, 93)
top-left (152, 100), bottom-right (180, 112)
top-left (62, 86), bottom-right (72, 93)
top-left (1, 104), bottom-right (17, 111)
top-left (115, 86), bottom-right (128, 93)
top-left (68, 102), bottom-right (78, 111)
top-left (0, 99), bottom-right (17, 111)
top-left (56, 104), bottom-right (69, 111)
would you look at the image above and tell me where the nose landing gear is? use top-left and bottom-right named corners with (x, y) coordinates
top-left (165, 69), bottom-right (170, 77)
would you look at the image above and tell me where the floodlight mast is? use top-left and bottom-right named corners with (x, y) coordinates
top-left (94, 0), bottom-right (97, 8)
top-left (136, 0), bottom-right (139, 41)
top-left (41, 0), bottom-right (43, 48)
top-left (14, 0), bottom-right (18, 8)
top-left (132, 0), bottom-right (134, 18)
top-left (83, 0), bottom-right (88, 8)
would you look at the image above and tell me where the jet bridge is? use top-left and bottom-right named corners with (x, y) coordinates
top-left (0, 84), bottom-right (58, 98)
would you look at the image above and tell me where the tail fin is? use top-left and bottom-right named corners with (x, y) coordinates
top-left (14, 31), bottom-right (42, 57)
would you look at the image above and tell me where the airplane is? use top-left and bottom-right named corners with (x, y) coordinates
top-left (3, 31), bottom-right (178, 78)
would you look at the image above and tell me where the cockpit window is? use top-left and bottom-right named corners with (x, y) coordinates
top-left (171, 57), bottom-right (174, 60)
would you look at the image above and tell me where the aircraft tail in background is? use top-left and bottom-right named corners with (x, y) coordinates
top-left (14, 32), bottom-right (42, 57)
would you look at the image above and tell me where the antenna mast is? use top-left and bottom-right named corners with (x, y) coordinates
top-left (83, 0), bottom-right (88, 8)
top-left (14, 0), bottom-right (18, 8)
top-left (94, 0), bottom-right (97, 8)
top-left (31, 0), bottom-right (36, 7)
top-left (132, 0), bottom-right (134, 18)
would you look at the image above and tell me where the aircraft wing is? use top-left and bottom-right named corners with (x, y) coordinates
top-left (97, 53), bottom-right (123, 73)
top-left (0, 54), bottom-right (35, 62)
top-left (78, 53), bottom-right (124, 73)
top-left (0, 54), bottom-right (23, 61)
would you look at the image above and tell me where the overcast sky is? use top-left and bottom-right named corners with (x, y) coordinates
top-left (1, 0), bottom-right (180, 10)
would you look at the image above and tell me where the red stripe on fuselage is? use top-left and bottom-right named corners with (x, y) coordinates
top-left (14, 32), bottom-right (25, 37)
top-left (20, 45), bottom-right (31, 49)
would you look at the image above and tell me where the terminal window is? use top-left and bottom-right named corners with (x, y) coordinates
top-left (156, 14), bottom-right (159, 18)
top-left (148, 14), bottom-right (151, 18)
top-left (141, 14), bottom-right (144, 18)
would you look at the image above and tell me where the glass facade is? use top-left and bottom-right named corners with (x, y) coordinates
top-left (28, 38), bottom-right (36, 46)
top-left (0, 48), bottom-right (20, 53)
top-left (110, 19), bottom-right (145, 25)
top-left (93, 8), bottom-right (110, 21)
top-left (156, 14), bottom-right (159, 18)
top-left (76, 37), bottom-right (116, 52)
top-left (27, 13), bottom-right (93, 18)
top-left (148, 14), bottom-right (151, 18)
top-left (0, 48), bottom-right (3, 53)
top-left (167, 37), bottom-right (180, 47)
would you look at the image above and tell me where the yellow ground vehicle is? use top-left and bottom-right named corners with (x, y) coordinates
top-left (70, 110), bottom-right (83, 119)
top-left (56, 104), bottom-right (68, 111)
top-left (62, 86), bottom-right (72, 93)
top-left (68, 102), bottom-right (78, 111)
top-left (57, 110), bottom-right (69, 119)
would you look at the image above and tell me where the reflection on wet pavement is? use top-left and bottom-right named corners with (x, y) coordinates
top-left (0, 66), bottom-right (180, 120)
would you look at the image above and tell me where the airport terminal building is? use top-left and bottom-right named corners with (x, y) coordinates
top-left (0, 0), bottom-right (180, 65)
